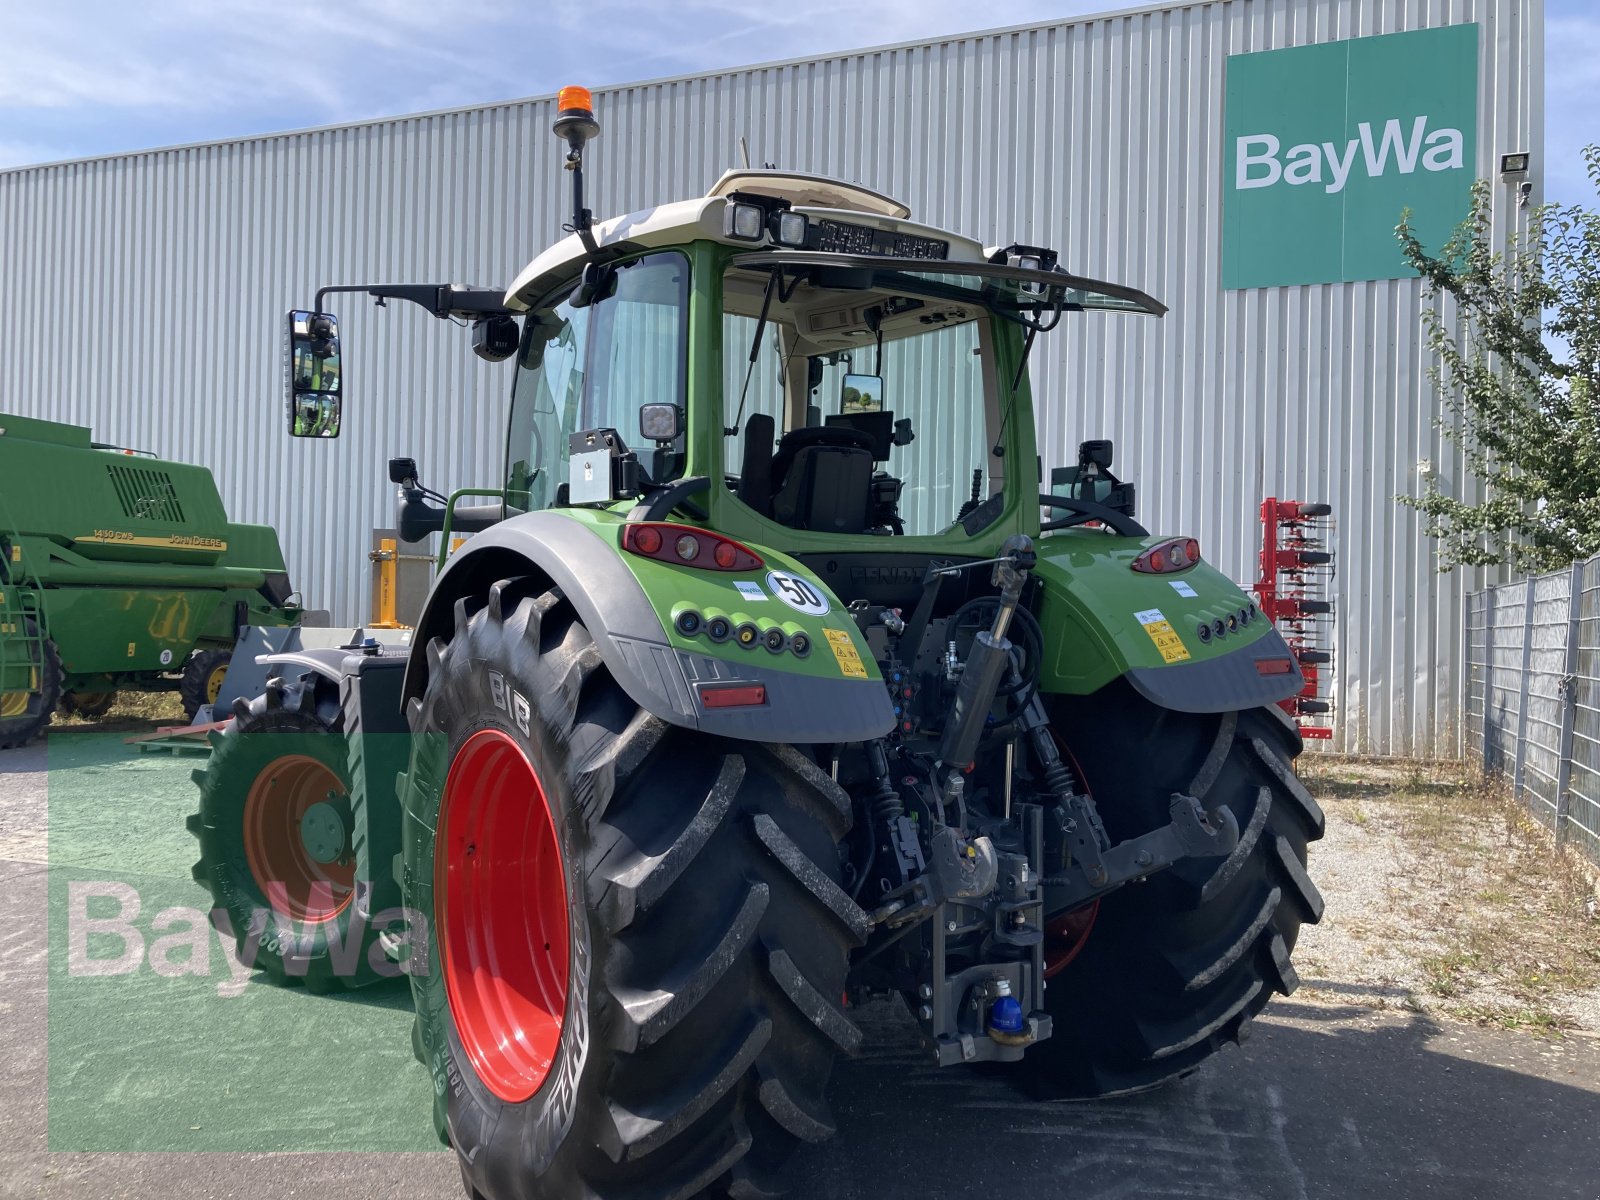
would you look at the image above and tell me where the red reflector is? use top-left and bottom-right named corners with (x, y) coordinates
top-left (1132, 537), bottom-right (1202, 575)
top-left (1255, 657), bottom-right (1295, 676)
top-left (700, 683), bottom-right (767, 709)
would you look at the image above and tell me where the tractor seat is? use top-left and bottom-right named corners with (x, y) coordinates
top-left (771, 430), bottom-right (875, 533)
top-left (769, 424), bottom-right (876, 494)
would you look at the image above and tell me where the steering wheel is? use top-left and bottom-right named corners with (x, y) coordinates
top-left (1038, 494), bottom-right (1148, 537)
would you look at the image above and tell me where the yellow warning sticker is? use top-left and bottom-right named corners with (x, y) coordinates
top-left (1133, 607), bottom-right (1190, 664)
top-left (822, 628), bottom-right (869, 680)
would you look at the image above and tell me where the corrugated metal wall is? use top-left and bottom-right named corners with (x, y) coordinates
top-left (0, 0), bottom-right (1541, 755)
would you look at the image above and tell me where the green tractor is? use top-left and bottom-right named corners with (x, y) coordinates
top-left (0, 412), bottom-right (302, 747)
top-left (189, 88), bottom-right (1323, 1198)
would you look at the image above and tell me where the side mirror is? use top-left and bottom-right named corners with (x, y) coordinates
top-left (639, 403), bottom-right (684, 445)
top-left (1078, 439), bottom-right (1114, 472)
top-left (840, 373), bottom-right (883, 414)
top-left (285, 310), bottom-right (343, 438)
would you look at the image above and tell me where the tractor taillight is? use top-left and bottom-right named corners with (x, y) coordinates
top-left (1131, 537), bottom-right (1201, 575)
top-left (621, 522), bottom-right (763, 572)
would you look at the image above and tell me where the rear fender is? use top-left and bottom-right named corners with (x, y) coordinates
top-left (401, 511), bottom-right (895, 743)
top-left (1033, 532), bottom-right (1304, 714)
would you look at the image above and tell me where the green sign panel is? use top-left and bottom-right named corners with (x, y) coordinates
top-left (1222, 24), bottom-right (1479, 290)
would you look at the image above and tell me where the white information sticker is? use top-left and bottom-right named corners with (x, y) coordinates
top-left (766, 570), bottom-right (830, 616)
top-left (734, 580), bottom-right (766, 601)
top-left (1169, 580), bottom-right (1199, 598)
top-left (1133, 608), bottom-right (1166, 626)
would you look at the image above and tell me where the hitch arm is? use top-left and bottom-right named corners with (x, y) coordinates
top-left (1042, 793), bottom-right (1239, 908)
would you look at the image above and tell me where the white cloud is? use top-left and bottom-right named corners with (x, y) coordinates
top-left (0, 1), bottom-right (1089, 163)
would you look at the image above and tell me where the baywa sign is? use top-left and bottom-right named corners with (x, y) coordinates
top-left (1222, 24), bottom-right (1479, 290)
top-left (1237, 117), bottom-right (1466, 196)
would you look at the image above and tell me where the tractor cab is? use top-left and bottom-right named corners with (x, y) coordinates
top-left (495, 168), bottom-right (1163, 588)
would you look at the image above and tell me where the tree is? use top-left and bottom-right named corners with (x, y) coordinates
top-left (1397, 146), bottom-right (1600, 573)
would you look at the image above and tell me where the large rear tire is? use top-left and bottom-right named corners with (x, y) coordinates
top-left (187, 673), bottom-right (387, 990)
top-left (1022, 683), bottom-right (1325, 1096)
top-left (0, 620), bottom-right (61, 749)
top-left (401, 580), bottom-right (865, 1200)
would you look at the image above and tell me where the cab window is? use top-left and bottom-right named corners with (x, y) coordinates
top-left (722, 263), bottom-right (997, 538)
top-left (506, 252), bottom-right (688, 511)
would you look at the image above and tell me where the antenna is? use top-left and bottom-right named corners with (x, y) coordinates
top-left (738, 136), bottom-right (750, 170)
top-left (553, 86), bottom-right (601, 256)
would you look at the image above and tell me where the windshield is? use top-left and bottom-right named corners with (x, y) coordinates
top-left (723, 262), bottom-right (997, 538)
top-left (506, 252), bottom-right (688, 511)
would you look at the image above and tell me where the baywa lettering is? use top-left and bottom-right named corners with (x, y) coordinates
top-left (1235, 116), bottom-right (1465, 194)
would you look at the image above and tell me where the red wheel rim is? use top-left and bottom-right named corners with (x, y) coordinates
top-left (1043, 899), bottom-right (1099, 977)
top-left (437, 729), bottom-right (571, 1104)
top-left (242, 754), bottom-right (355, 924)
top-left (1043, 733), bottom-right (1101, 977)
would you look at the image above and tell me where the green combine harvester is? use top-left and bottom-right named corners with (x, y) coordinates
top-left (0, 412), bottom-right (302, 747)
top-left (189, 88), bottom-right (1323, 1199)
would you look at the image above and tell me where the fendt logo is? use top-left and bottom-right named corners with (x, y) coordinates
top-left (1221, 25), bottom-right (1480, 290)
top-left (1236, 116), bottom-right (1466, 195)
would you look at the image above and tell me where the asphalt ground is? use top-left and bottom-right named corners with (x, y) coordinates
top-left (3, 733), bottom-right (1600, 1199)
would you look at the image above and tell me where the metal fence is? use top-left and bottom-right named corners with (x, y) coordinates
top-left (1465, 556), bottom-right (1600, 862)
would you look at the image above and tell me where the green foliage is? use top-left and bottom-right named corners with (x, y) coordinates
top-left (1397, 146), bottom-right (1600, 573)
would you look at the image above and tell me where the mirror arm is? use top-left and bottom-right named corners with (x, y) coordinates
top-left (630, 476), bottom-right (711, 523)
top-left (313, 283), bottom-right (511, 320)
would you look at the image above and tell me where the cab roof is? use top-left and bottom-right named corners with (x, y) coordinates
top-left (504, 172), bottom-right (988, 311)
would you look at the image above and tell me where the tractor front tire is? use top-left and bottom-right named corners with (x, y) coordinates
top-left (188, 674), bottom-right (385, 991)
top-left (1023, 685), bottom-right (1325, 1097)
top-left (0, 621), bottom-right (61, 750)
top-left (180, 647), bottom-right (233, 722)
top-left (401, 580), bottom-right (864, 1200)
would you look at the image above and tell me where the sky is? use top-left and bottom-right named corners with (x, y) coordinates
top-left (0, 0), bottom-right (1594, 204)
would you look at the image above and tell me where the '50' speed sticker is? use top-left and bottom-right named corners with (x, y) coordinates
top-left (766, 570), bottom-right (829, 616)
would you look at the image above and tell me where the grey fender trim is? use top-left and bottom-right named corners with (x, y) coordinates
top-left (401, 511), bottom-right (896, 743)
top-left (257, 648), bottom-right (353, 688)
top-left (1124, 626), bottom-right (1305, 714)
